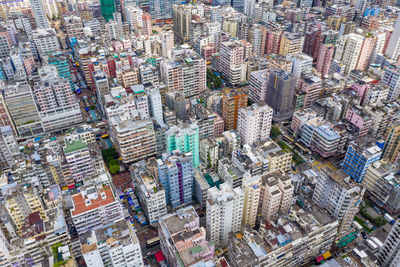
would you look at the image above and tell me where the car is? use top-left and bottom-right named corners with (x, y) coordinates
top-left (361, 232), bottom-right (367, 239)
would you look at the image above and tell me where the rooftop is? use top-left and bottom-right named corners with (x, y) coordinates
top-left (63, 139), bottom-right (87, 154)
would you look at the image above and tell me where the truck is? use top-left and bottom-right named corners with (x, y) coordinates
top-left (370, 237), bottom-right (383, 249)
top-left (353, 221), bottom-right (363, 231)
top-left (384, 213), bottom-right (395, 225)
top-left (365, 239), bottom-right (378, 252)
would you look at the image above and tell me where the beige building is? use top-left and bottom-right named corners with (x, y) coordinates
top-left (242, 175), bottom-right (261, 228)
top-left (279, 33), bottom-right (305, 56)
top-left (260, 170), bottom-right (293, 221)
top-left (118, 67), bottom-right (140, 88)
top-left (109, 114), bottom-right (157, 164)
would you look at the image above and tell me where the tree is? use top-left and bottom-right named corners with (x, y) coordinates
top-left (108, 159), bottom-right (120, 174)
top-left (270, 126), bottom-right (282, 140)
top-left (102, 148), bottom-right (118, 162)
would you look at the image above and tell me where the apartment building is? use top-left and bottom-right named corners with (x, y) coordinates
top-left (363, 160), bottom-right (400, 213)
top-left (219, 40), bottom-right (247, 85)
top-left (64, 16), bottom-right (84, 38)
top-left (222, 88), bottom-right (248, 131)
top-left (63, 139), bottom-right (96, 184)
top-left (312, 168), bottom-right (364, 238)
top-left (383, 125), bottom-right (400, 163)
top-left (382, 67), bottom-right (400, 102)
top-left (238, 102), bottom-right (273, 145)
top-left (4, 83), bottom-right (43, 137)
top-left (248, 69), bottom-right (269, 103)
top-left (377, 220), bottom-right (400, 267)
top-left (260, 170), bottom-right (293, 221)
top-left (158, 206), bottom-right (214, 266)
top-left (5, 186), bottom-right (45, 234)
top-left (279, 33), bottom-right (305, 56)
top-left (109, 114), bottom-right (156, 164)
top-left (81, 219), bottom-right (143, 266)
top-left (242, 175), bottom-right (261, 228)
top-left (206, 182), bottom-right (244, 246)
top-left (157, 152), bottom-right (194, 208)
top-left (117, 67), bottom-right (140, 88)
top-left (334, 33), bottom-right (364, 75)
top-left (32, 28), bottom-right (60, 56)
top-left (342, 139), bottom-right (382, 183)
top-left (34, 78), bottom-right (83, 132)
top-left (0, 126), bottom-right (18, 167)
top-left (160, 48), bottom-right (206, 97)
top-left (70, 182), bottom-right (124, 235)
top-left (131, 160), bottom-right (167, 225)
top-left (228, 206), bottom-right (339, 266)
top-left (165, 123), bottom-right (199, 167)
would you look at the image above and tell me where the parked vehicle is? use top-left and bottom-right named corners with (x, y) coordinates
top-left (384, 213), bottom-right (395, 225)
top-left (361, 232), bottom-right (367, 239)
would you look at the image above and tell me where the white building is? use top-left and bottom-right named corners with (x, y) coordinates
top-left (238, 102), bottom-right (273, 145)
top-left (385, 17), bottom-right (400, 61)
top-left (291, 53), bottom-right (313, 81)
top-left (125, 5), bottom-right (144, 29)
top-left (161, 31), bottom-right (174, 59)
top-left (81, 219), bottom-right (143, 267)
top-left (377, 220), bottom-right (400, 267)
top-left (0, 126), bottom-right (18, 167)
top-left (334, 33), bottom-right (364, 75)
top-left (206, 182), bottom-right (244, 246)
top-left (242, 174), bottom-right (261, 228)
top-left (145, 84), bottom-right (164, 126)
top-left (32, 28), bottom-right (60, 56)
top-left (70, 182), bottom-right (124, 235)
top-left (30, 0), bottom-right (50, 29)
top-left (382, 67), bottom-right (400, 102)
top-left (131, 160), bottom-right (167, 225)
top-left (312, 168), bottom-right (364, 238)
top-left (249, 69), bottom-right (269, 103)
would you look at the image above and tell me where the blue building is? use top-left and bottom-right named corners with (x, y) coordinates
top-left (342, 140), bottom-right (382, 183)
top-left (157, 151), bottom-right (194, 208)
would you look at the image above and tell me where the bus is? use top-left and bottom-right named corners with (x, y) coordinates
top-left (365, 239), bottom-right (378, 253)
top-left (146, 236), bottom-right (160, 248)
top-left (353, 221), bottom-right (363, 231)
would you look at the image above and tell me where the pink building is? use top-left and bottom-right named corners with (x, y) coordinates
top-left (351, 83), bottom-right (368, 104)
top-left (300, 75), bottom-right (323, 109)
top-left (345, 106), bottom-right (372, 137)
top-left (213, 113), bottom-right (224, 137)
top-left (142, 13), bottom-right (152, 36)
top-left (356, 36), bottom-right (376, 71)
top-left (316, 44), bottom-right (334, 77)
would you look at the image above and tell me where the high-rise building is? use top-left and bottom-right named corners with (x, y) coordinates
top-left (4, 83), bottom-right (43, 137)
top-left (160, 48), bottom-right (206, 97)
top-left (219, 40), bottom-right (247, 85)
top-left (161, 30), bottom-right (174, 59)
top-left (30, 0), bottom-right (50, 28)
top-left (242, 174), bottom-right (261, 228)
top-left (165, 123), bottom-right (199, 167)
top-left (157, 151), bottom-right (194, 208)
top-left (0, 93), bottom-right (13, 131)
top-left (32, 28), bottom-right (61, 56)
top-left (291, 53), bottom-right (313, 81)
top-left (279, 33), bottom-right (305, 56)
top-left (222, 88), bottom-right (248, 130)
top-left (266, 69), bottom-right (295, 122)
top-left (131, 160), bottom-right (167, 224)
top-left (0, 29), bottom-right (11, 59)
top-left (64, 16), bottom-right (84, 39)
top-left (142, 12), bottom-right (152, 36)
top-left (312, 168), bottom-right (364, 238)
top-left (382, 67), bottom-right (400, 102)
top-left (377, 220), bottom-right (400, 267)
top-left (316, 44), bottom-right (334, 77)
top-left (46, 52), bottom-right (74, 89)
top-left (341, 140), bottom-right (382, 183)
top-left (81, 219), bottom-right (144, 266)
top-left (70, 181), bottom-right (124, 235)
top-left (334, 33), bottom-right (364, 75)
top-left (244, 0), bottom-right (256, 17)
top-left (33, 78), bottom-right (83, 132)
top-left (206, 182), bottom-right (244, 247)
top-left (0, 126), bottom-right (18, 167)
top-left (237, 102), bottom-right (273, 145)
top-left (125, 5), bottom-right (143, 28)
top-left (100, 0), bottom-right (115, 21)
top-left (145, 84), bottom-right (164, 126)
top-left (150, 0), bottom-right (181, 20)
top-left (158, 206), bottom-right (214, 266)
top-left (63, 139), bottom-right (96, 183)
top-left (260, 170), bottom-right (294, 222)
top-left (385, 17), bottom-right (400, 61)
top-left (383, 125), bottom-right (400, 164)
top-left (109, 115), bottom-right (157, 163)
top-left (300, 75), bottom-right (323, 109)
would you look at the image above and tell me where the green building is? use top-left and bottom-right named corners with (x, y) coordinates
top-left (47, 52), bottom-right (74, 90)
top-left (100, 0), bottom-right (116, 21)
top-left (166, 123), bottom-right (199, 167)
